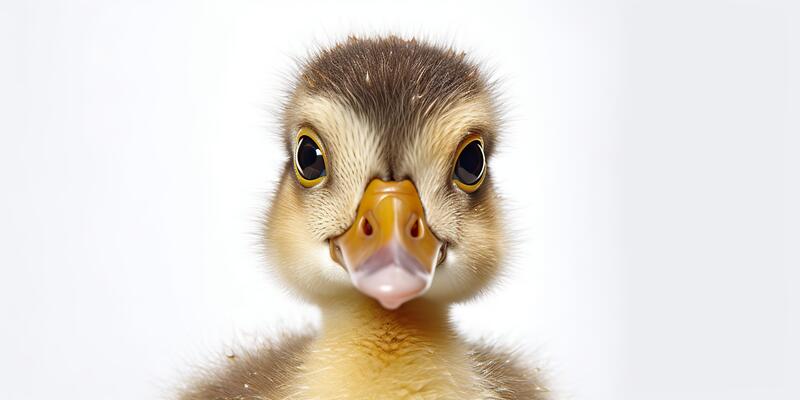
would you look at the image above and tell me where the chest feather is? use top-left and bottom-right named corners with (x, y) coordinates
top-left (289, 310), bottom-right (488, 399)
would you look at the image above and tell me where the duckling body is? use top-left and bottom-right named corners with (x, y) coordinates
top-left (179, 36), bottom-right (549, 399)
top-left (182, 296), bottom-right (546, 399)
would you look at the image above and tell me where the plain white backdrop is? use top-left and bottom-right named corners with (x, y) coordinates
top-left (1, 1), bottom-right (798, 399)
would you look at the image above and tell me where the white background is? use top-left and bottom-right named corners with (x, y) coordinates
top-left (1, 1), bottom-right (798, 399)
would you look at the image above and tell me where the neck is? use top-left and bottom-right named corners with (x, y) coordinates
top-left (320, 293), bottom-right (453, 341)
top-left (291, 293), bottom-right (485, 398)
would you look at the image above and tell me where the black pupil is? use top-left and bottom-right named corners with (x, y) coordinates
top-left (296, 136), bottom-right (325, 180)
top-left (454, 140), bottom-right (484, 185)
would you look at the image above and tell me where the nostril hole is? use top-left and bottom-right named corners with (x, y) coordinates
top-left (409, 219), bottom-right (420, 238)
top-left (362, 218), bottom-right (373, 236)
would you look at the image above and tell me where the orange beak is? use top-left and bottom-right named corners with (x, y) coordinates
top-left (331, 179), bottom-right (442, 309)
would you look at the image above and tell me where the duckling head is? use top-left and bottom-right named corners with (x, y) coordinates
top-left (264, 36), bottom-right (506, 310)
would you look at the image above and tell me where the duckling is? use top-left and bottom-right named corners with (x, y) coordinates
top-left (179, 36), bottom-right (549, 400)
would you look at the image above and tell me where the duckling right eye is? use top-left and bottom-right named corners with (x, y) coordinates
top-left (452, 134), bottom-right (486, 193)
top-left (294, 130), bottom-right (327, 187)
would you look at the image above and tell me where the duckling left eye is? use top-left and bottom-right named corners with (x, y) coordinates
top-left (294, 128), bottom-right (328, 187)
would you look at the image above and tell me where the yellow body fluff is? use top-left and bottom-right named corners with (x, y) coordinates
top-left (292, 297), bottom-right (486, 399)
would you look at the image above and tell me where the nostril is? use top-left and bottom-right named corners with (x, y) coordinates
top-left (409, 219), bottom-right (420, 238)
top-left (362, 218), bottom-right (373, 236)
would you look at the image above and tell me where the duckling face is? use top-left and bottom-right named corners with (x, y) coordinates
top-left (264, 37), bottom-right (506, 309)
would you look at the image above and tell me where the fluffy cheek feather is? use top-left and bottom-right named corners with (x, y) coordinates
top-left (425, 188), bottom-right (506, 303)
top-left (263, 173), bottom-right (352, 300)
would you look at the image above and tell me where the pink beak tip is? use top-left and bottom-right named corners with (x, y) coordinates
top-left (351, 263), bottom-right (432, 310)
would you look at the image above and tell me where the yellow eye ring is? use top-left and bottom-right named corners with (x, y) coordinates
top-left (293, 127), bottom-right (329, 188)
top-left (452, 133), bottom-right (486, 193)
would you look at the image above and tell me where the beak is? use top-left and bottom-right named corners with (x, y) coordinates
top-left (330, 179), bottom-right (442, 309)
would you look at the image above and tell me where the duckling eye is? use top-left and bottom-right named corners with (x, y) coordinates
top-left (452, 135), bottom-right (485, 193)
top-left (294, 129), bottom-right (327, 187)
